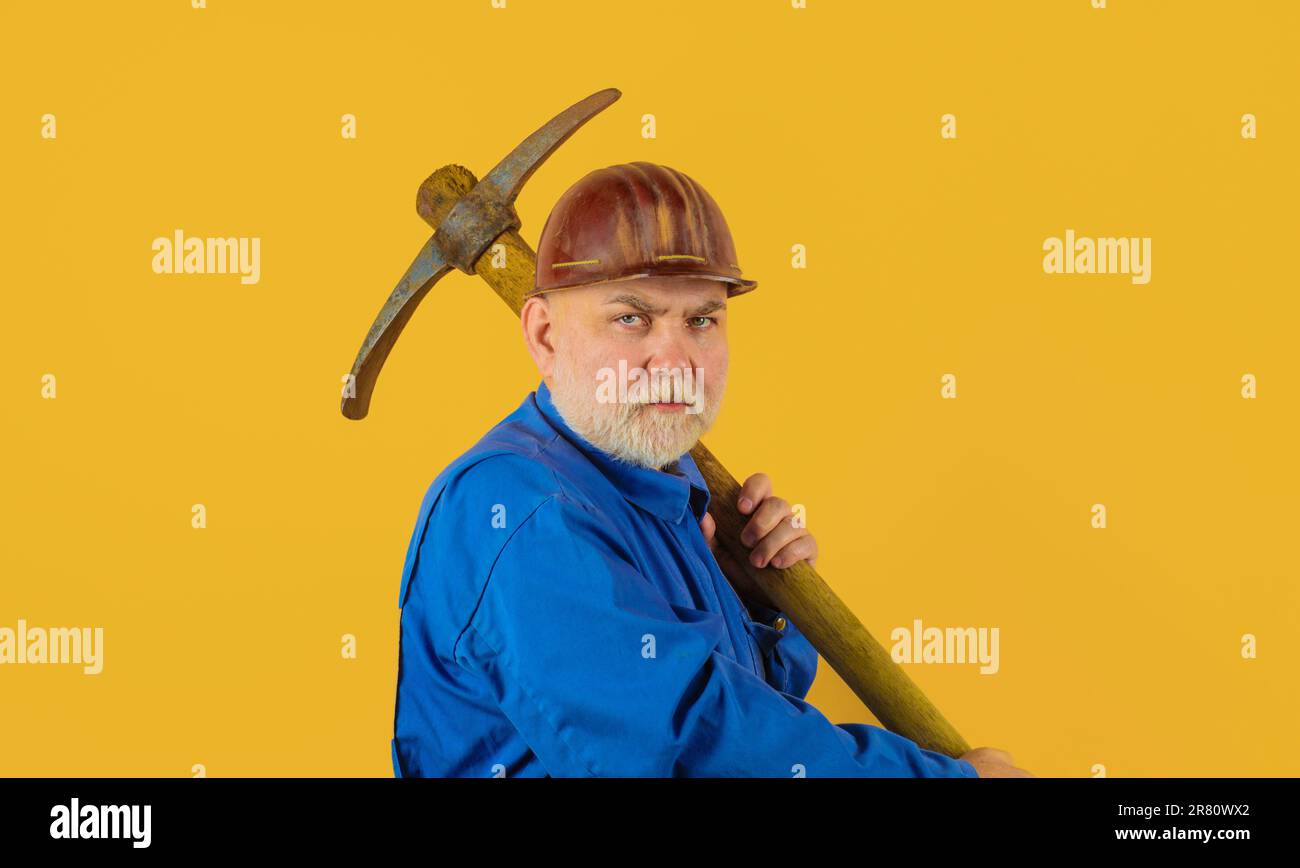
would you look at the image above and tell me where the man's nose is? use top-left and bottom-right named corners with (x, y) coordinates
top-left (642, 325), bottom-right (692, 373)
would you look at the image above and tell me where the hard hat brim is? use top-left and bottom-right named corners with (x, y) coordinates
top-left (527, 269), bottom-right (757, 300)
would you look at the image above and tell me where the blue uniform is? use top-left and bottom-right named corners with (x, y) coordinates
top-left (391, 380), bottom-right (978, 778)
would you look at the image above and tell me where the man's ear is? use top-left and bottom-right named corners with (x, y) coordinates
top-left (521, 294), bottom-right (558, 376)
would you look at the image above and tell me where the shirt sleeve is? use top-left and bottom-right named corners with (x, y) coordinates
top-left (744, 600), bottom-right (820, 700)
top-left (452, 492), bottom-right (979, 778)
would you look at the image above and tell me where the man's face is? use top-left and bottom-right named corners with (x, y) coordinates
top-left (531, 276), bottom-right (730, 470)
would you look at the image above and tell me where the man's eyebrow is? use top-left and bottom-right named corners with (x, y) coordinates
top-left (686, 299), bottom-right (727, 316)
top-left (602, 293), bottom-right (727, 317)
top-left (603, 293), bottom-right (668, 316)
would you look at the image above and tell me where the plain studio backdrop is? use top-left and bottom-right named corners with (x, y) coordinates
top-left (2, 0), bottom-right (1296, 777)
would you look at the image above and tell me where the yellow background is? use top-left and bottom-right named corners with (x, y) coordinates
top-left (3, 0), bottom-right (1296, 777)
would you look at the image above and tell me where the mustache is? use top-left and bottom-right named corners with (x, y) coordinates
top-left (626, 388), bottom-right (703, 405)
top-left (618, 371), bottom-right (705, 405)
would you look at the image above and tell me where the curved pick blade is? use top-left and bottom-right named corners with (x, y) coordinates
top-left (478, 87), bottom-right (621, 203)
top-left (341, 235), bottom-right (453, 420)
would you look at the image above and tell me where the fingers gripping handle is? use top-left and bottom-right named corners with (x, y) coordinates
top-left (688, 442), bottom-right (972, 758)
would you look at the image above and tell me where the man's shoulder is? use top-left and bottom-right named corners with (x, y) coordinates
top-left (437, 408), bottom-right (581, 504)
top-left (433, 394), bottom-right (618, 518)
top-left (396, 399), bottom-right (605, 608)
top-left (438, 449), bottom-right (563, 517)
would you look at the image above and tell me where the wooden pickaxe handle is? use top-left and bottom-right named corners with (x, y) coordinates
top-left (418, 165), bottom-right (972, 759)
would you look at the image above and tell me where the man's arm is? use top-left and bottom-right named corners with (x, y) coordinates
top-left (451, 491), bottom-right (978, 778)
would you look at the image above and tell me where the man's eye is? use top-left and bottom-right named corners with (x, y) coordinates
top-left (617, 314), bottom-right (644, 326)
top-left (689, 316), bottom-right (716, 328)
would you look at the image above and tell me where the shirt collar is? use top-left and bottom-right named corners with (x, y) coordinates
top-left (533, 379), bottom-right (712, 525)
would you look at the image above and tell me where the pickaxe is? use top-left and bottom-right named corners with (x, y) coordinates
top-left (341, 88), bottom-right (972, 759)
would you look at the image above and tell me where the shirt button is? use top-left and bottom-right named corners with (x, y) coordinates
top-left (772, 616), bottom-right (787, 633)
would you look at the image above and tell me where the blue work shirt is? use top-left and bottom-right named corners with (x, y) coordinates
top-left (391, 380), bottom-right (978, 778)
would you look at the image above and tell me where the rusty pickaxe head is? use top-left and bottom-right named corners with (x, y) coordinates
top-left (340, 87), bottom-right (621, 420)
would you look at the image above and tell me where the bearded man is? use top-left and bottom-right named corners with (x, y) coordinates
top-left (390, 162), bottom-right (1027, 779)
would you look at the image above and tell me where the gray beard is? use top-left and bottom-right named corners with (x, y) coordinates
top-left (547, 380), bottom-right (721, 471)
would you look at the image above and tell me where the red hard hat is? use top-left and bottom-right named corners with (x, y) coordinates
top-left (528, 162), bottom-right (758, 299)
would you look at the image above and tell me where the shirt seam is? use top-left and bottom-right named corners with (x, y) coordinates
top-left (450, 492), bottom-right (559, 665)
top-left (460, 618), bottom-right (601, 778)
top-left (453, 490), bottom-right (622, 778)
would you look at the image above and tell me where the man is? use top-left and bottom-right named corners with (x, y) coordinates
top-left (391, 162), bottom-right (1029, 778)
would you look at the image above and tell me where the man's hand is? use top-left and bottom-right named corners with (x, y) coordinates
top-left (699, 472), bottom-right (818, 570)
top-left (959, 747), bottom-right (1034, 778)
